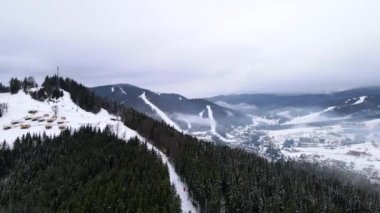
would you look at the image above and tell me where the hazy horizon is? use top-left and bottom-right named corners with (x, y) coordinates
top-left (1, 0), bottom-right (380, 97)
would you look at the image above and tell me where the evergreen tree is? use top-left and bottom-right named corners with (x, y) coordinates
top-left (9, 78), bottom-right (21, 94)
top-left (0, 82), bottom-right (9, 93)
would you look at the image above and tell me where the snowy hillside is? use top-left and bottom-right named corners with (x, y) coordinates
top-left (0, 90), bottom-right (138, 146)
top-left (0, 89), bottom-right (197, 213)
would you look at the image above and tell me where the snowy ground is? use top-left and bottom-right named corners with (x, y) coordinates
top-left (0, 90), bottom-right (197, 212)
top-left (226, 112), bottom-right (380, 182)
top-left (268, 124), bottom-right (380, 179)
top-left (0, 90), bottom-right (130, 146)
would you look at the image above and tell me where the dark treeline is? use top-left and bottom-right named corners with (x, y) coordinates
top-left (0, 127), bottom-right (181, 212)
top-left (0, 82), bottom-right (9, 93)
top-left (121, 109), bottom-right (380, 212)
top-left (0, 103), bottom-right (7, 118)
top-left (7, 77), bottom-right (38, 94)
top-left (26, 76), bottom-right (380, 212)
top-left (31, 75), bottom-right (117, 114)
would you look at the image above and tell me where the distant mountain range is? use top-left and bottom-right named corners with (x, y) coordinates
top-left (208, 87), bottom-right (380, 124)
top-left (91, 84), bottom-right (251, 141)
top-left (93, 85), bottom-right (380, 131)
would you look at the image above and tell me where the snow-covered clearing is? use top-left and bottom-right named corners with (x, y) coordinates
top-left (0, 90), bottom-right (132, 146)
top-left (139, 92), bottom-right (181, 131)
top-left (352, 96), bottom-right (367, 105)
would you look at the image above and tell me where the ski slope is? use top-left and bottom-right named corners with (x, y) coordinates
top-left (119, 86), bottom-right (127, 95)
top-left (143, 140), bottom-right (198, 212)
top-left (284, 106), bottom-right (336, 125)
top-left (352, 96), bottom-right (367, 105)
top-left (114, 115), bottom-right (197, 212)
top-left (206, 105), bottom-right (235, 143)
top-left (139, 92), bottom-right (181, 131)
top-left (199, 110), bottom-right (205, 118)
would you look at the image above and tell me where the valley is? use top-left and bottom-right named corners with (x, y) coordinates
top-left (94, 84), bottom-right (380, 182)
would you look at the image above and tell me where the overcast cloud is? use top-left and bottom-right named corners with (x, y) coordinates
top-left (0, 0), bottom-right (379, 97)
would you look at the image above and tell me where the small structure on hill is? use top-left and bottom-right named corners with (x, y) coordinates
top-left (3, 125), bottom-right (11, 130)
top-left (11, 120), bottom-right (19, 125)
top-left (20, 124), bottom-right (31, 129)
top-left (28, 110), bottom-right (38, 114)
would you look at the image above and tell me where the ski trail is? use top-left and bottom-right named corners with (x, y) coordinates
top-left (352, 96), bottom-right (367, 105)
top-left (118, 86), bottom-right (127, 95)
top-left (199, 110), bottom-right (205, 118)
top-left (140, 92), bottom-right (181, 131)
top-left (116, 124), bottom-right (197, 212)
top-left (206, 105), bottom-right (235, 143)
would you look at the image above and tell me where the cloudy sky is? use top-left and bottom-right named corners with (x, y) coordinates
top-left (0, 0), bottom-right (379, 97)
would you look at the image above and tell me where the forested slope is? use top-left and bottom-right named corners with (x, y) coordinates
top-left (0, 127), bottom-right (181, 212)
top-left (122, 109), bottom-right (380, 212)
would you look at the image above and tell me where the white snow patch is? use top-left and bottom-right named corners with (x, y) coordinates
top-left (345, 98), bottom-right (353, 104)
top-left (139, 92), bottom-right (181, 131)
top-left (206, 105), bottom-right (236, 143)
top-left (119, 86), bottom-right (127, 95)
top-left (179, 97), bottom-right (182, 101)
top-left (284, 106), bottom-right (336, 125)
top-left (199, 110), bottom-right (205, 118)
top-left (185, 120), bottom-right (192, 129)
top-left (352, 96), bottom-right (367, 105)
top-left (111, 87), bottom-right (114, 92)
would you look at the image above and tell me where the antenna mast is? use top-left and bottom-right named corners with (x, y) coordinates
top-left (56, 66), bottom-right (60, 90)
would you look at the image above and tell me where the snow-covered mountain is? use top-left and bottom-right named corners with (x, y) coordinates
top-left (92, 84), bottom-right (251, 142)
top-left (209, 87), bottom-right (380, 124)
